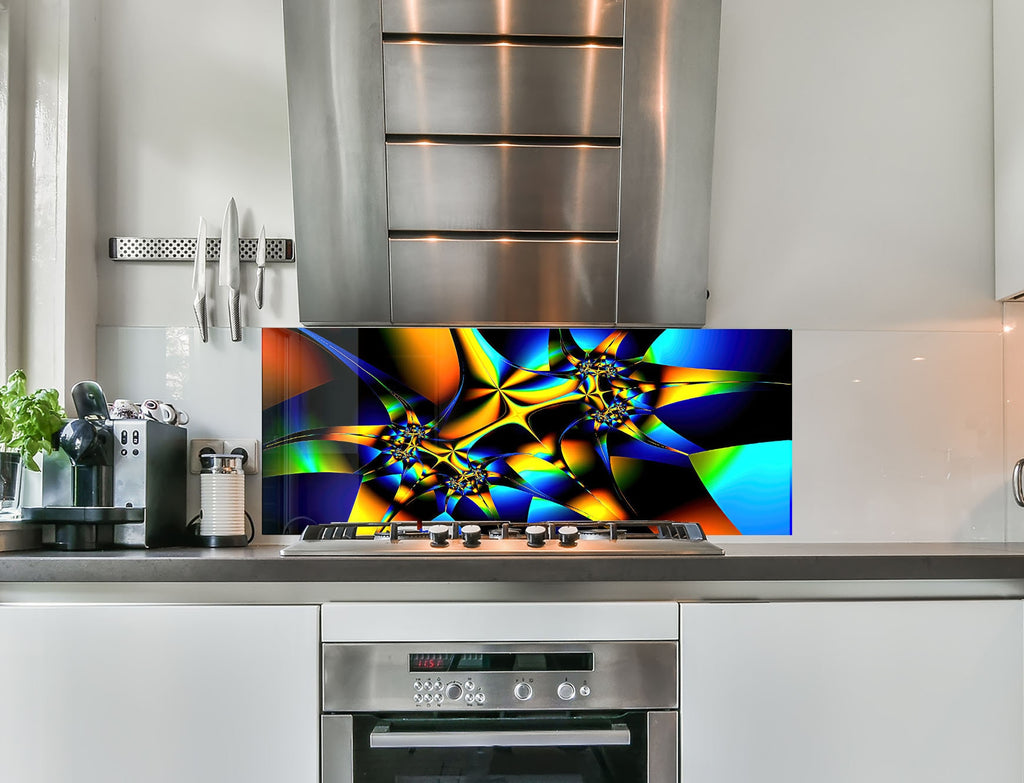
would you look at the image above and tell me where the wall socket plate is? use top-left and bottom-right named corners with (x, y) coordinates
top-left (223, 438), bottom-right (260, 475)
top-left (189, 439), bottom-right (224, 474)
top-left (188, 438), bottom-right (260, 475)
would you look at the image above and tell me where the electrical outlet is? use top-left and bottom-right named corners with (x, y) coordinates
top-left (223, 438), bottom-right (260, 475)
top-left (189, 439), bottom-right (224, 474)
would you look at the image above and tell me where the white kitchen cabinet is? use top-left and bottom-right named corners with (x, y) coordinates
top-left (0, 604), bottom-right (319, 783)
top-left (679, 600), bottom-right (1023, 783)
top-left (995, 0), bottom-right (1024, 299)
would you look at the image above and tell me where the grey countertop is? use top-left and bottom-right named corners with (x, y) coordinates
top-left (3, 541), bottom-right (1024, 584)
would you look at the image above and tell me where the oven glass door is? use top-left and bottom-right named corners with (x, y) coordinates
top-left (325, 712), bottom-right (662, 783)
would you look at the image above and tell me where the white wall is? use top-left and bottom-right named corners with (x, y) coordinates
top-left (95, 0), bottom-right (297, 328)
top-left (708, 0), bottom-right (1003, 543)
top-left (93, 0), bottom-right (1005, 542)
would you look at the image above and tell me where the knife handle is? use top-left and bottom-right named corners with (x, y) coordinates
top-left (193, 296), bottom-right (209, 343)
top-left (229, 289), bottom-right (241, 342)
top-left (254, 267), bottom-right (265, 310)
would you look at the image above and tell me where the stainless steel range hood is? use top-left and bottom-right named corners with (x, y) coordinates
top-left (283, 0), bottom-right (721, 326)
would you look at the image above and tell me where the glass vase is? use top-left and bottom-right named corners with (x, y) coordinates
top-left (0, 451), bottom-right (23, 517)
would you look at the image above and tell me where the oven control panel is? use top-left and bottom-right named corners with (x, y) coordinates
top-left (409, 675), bottom-right (592, 708)
top-left (323, 641), bottom-right (677, 712)
top-left (412, 676), bottom-right (495, 707)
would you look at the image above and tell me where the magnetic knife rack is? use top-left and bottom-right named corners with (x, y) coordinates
top-left (108, 237), bottom-right (295, 263)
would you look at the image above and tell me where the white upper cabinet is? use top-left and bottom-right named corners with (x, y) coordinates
top-left (995, 0), bottom-right (1024, 299)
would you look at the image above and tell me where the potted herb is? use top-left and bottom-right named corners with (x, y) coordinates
top-left (0, 370), bottom-right (65, 511)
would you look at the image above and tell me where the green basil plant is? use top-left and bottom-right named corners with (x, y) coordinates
top-left (0, 370), bottom-right (65, 471)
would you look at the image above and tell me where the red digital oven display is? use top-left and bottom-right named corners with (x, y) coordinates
top-left (410, 654), bottom-right (456, 672)
top-left (409, 652), bottom-right (592, 673)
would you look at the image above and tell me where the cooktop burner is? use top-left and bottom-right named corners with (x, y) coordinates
top-left (279, 520), bottom-right (723, 556)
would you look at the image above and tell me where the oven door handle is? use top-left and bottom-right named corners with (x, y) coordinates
top-left (369, 723), bottom-right (631, 749)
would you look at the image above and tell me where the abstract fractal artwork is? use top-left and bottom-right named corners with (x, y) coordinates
top-left (262, 328), bottom-right (792, 535)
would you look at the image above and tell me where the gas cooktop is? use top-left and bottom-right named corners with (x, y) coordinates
top-left (280, 521), bottom-right (723, 557)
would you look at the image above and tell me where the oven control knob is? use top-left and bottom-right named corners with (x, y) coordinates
top-left (525, 524), bottom-right (547, 548)
top-left (445, 682), bottom-right (463, 701)
top-left (557, 525), bottom-right (579, 547)
top-left (461, 524), bottom-right (482, 548)
top-left (514, 682), bottom-right (533, 701)
top-left (428, 524), bottom-right (450, 547)
top-left (557, 682), bottom-right (576, 701)
top-left (579, 685), bottom-right (591, 697)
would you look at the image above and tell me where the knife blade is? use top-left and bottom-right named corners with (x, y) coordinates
top-left (219, 197), bottom-right (241, 342)
top-left (254, 224), bottom-right (266, 310)
top-left (192, 217), bottom-right (209, 342)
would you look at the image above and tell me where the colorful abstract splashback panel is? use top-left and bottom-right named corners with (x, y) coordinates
top-left (262, 328), bottom-right (793, 535)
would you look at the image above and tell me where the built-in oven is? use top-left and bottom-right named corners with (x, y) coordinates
top-left (320, 603), bottom-right (681, 783)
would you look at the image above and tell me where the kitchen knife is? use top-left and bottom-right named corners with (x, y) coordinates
top-left (219, 197), bottom-right (241, 342)
top-left (192, 216), bottom-right (209, 342)
top-left (254, 224), bottom-right (266, 310)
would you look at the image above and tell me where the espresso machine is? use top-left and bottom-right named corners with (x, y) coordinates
top-left (22, 381), bottom-right (187, 550)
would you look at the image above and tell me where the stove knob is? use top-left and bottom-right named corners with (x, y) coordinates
top-left (445, 682), bottom-right (463, 701)
top-left (525, 524), bottom-right (547, 548)
top-left (556, 682), bottom-right (576, 701)
top-left (557, 525), bottom-right (579, 547)
top-left (428, 524), bottom-right (450, 547)
top-left (461, 524), bottom-right (482, 548)
top-left (514, 682), bottom-right (533, 701)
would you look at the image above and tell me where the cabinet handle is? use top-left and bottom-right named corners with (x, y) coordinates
top-left (1013, 459), bottom-right (1024, 507)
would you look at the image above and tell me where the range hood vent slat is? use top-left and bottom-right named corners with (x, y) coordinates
top-left (385, 135), bottom-right (621, 147)
top-left (387, 231), bottom-right (618, 242)
top-left (381, 33), bottom-right (623, 47)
